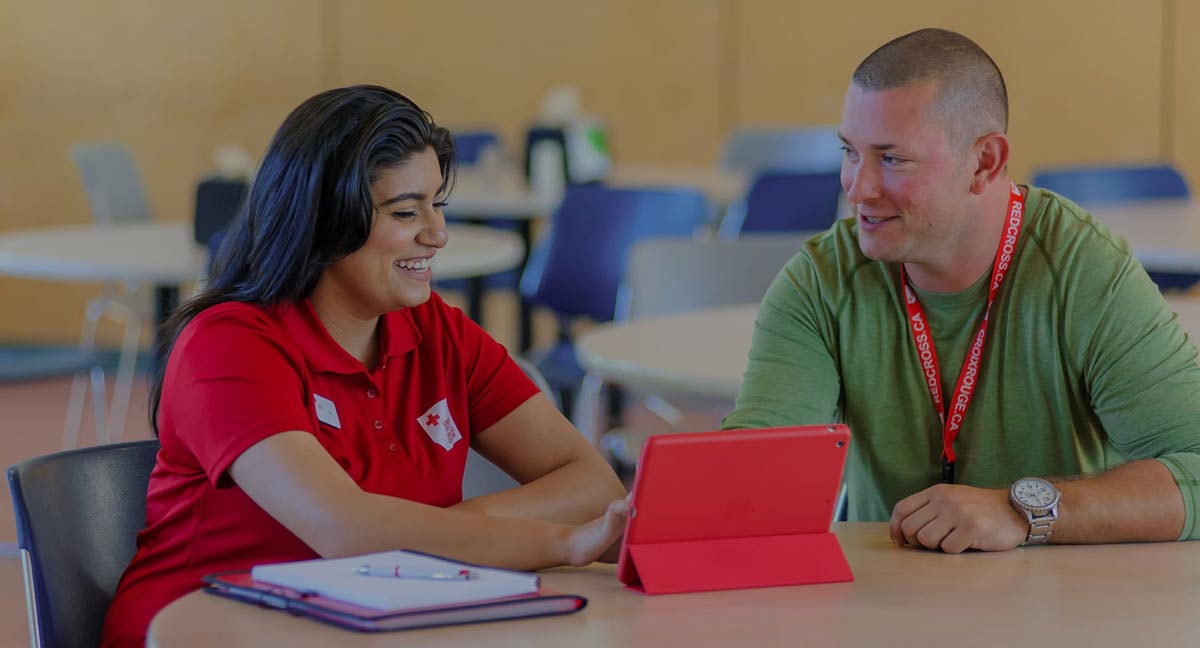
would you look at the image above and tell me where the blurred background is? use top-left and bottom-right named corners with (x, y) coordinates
top-left (1, 1), bottom-right (1198, 640)
top-left (1, 0), bottom-right (1196, 346)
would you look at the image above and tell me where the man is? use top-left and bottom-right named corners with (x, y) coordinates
top-left (723, 28), bottom-right (1200, 553)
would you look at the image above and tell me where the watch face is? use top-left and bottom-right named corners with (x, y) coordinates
top-left (1013, 478), bottom-right (1057, 508)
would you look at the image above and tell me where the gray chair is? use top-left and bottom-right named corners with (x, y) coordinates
top-left (616, 235), bottom-right (809, 321)
top-left (8, 440), bottom-right (159, 648)
top-left (719, 126), bottom-right (844, 175)
top-left (588, 236), bottom-right (810, 467)
top-left (461, 355), bottom-right (560, 499)
top-left (65, 143), bottom-right (154, 448)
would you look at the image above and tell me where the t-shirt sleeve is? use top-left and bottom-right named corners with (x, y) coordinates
top-left (436, 298), bottom-right (540, 435)
top-left (161, 307), bottom-right (314, 486)
top-left (723, 252), bottom-right (842, 430)
top-left (1078, 257), bottom-right (1200, 540)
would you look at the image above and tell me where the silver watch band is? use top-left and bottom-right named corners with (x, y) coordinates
top-left (1025, 512), bottom-right (1055, 545)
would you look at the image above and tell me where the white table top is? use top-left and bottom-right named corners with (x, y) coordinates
top-left (577, 296), bottom-right (1200, 400)
top-left (0, 223), bottom-right (524, 285)
top-left (607, 164), bottom-right (747, 207)
top-left (1090, 199), bottom-right (1200, 274)
top-left (447, 168), bottom-right (556, 219)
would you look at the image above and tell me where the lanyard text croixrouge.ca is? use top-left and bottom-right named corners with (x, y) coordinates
top-left (900, 182), bottom-right (1025, 484)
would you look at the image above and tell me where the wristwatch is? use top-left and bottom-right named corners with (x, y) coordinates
top-left (1009, 477), bottom-right (1061, 545)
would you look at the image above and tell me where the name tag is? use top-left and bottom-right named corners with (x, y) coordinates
top-left (314, 394), bottom-right (341, 429)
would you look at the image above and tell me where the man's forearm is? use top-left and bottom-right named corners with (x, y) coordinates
top-left (1051, 459), bottom-right (1184, 543)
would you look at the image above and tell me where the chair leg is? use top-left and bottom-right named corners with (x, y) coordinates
top-left (90, 366), bottom-right (108, 445)
top-left (572, 372), bottom-right (606, 449)
top-left (63, 302), bottom-right (102, 450)
top-left (107, 313), bottom-right (142, 443)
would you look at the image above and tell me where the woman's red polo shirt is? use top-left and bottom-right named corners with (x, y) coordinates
top-left (100, 293), bottom-right (539, 647)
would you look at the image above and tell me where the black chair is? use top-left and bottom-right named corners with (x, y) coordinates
top-left (8, 440), bottom-right (159, 648)
top-left (193, 176), bottom-right (248, 246)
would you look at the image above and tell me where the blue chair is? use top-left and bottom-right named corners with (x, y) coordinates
top-left (8, 440), bottom-right (159, 648)
top-left (519, 185), bottom-right (710, 413)
top-left (1031, 164), bottom-right (1189, 206)
top-left (719, 171), bottom-right (844, 238)
top-left (1033, 164), bottom-right (1194, 290)
top-left (719, 126), bottom-right (844, 174)
top-left (452, 131), bottom-right (503, 166)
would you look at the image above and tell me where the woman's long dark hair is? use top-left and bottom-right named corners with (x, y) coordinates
top-left (150, 85), bottom-right (456, 433)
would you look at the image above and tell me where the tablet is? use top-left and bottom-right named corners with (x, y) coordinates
top-left (616, 425), bottom-right (852, 594)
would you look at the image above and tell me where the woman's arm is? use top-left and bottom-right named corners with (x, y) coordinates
top-left (229, 430), bottom-right (627, 570)
top-left (453, 393), bottom-right (627, 524)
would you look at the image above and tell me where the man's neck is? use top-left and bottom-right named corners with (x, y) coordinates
top-left (903, 182), bottom-right (1019, 293)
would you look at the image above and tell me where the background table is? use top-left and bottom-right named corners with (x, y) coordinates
top-left (1090, 199), bottom-right (1200, 274)
top-left (576, 294), bottom-right (1200, 403)
top-left (0, 222), bottom-right (524, 345)
top-left (446, 167), bottom-right (557, 350)
top-left (147, 522), bottom-right (1200, 647)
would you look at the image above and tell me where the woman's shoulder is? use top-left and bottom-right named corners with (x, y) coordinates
top-left (176, 301), bottom-right (295, 355)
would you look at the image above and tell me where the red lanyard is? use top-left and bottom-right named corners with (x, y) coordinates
top-left (900, 182), bottom-right (1025, 483)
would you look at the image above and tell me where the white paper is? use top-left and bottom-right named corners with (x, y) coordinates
top-left (251, 550), bottom-right (539, 611)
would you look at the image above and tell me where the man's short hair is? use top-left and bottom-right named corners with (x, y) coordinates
top-left (852, 28), bottom-right (1008, 146)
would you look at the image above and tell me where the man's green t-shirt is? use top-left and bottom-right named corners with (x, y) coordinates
top-left (723, 186), bottom-right (1200, 539)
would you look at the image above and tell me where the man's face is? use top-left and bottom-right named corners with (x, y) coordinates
top-left (838, 80), bottom-right (977, 269)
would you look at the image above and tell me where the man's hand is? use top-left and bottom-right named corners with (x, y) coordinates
top-left (889, 484), bottom-right (1028, 553)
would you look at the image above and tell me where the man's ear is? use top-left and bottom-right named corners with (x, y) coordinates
top-left (969, 133), bottom-right (1010, 195)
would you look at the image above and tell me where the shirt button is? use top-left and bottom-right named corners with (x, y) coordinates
top-left (387, 442), bottom-right (399, 453)
top-left (374, 420), bottom-right (383, 430)
top-left (366, 388), bottom-right (377, 399)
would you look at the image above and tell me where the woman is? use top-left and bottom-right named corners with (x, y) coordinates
top-left (102, 85), bottom-right (627, 646)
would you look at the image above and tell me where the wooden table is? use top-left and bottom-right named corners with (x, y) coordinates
top-left (147, 522), bottom-right (1200, 647)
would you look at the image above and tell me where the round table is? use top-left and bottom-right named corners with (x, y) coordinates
top-left (0, 221), bottom-right (524, 347)
top-left (146, 522), bottom-right (1200, 647)
top-left (0, 222), bottom-right (524, 284)
top-left (1090, 199), bottom-right (1200, 274)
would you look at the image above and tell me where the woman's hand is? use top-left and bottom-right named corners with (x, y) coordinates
top-left (563, 499), bottom-right (630, 566)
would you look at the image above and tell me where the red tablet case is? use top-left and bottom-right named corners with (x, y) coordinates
top-left (617, 425), bottom-right (853, 595)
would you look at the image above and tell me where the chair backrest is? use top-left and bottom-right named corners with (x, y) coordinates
top-left (618, 236), bottom-right (807, 321)
top-left (193, 176), bottom-right (248, 245)
top-left (1031, 164), bottom-right (1190, 206)
top-left (8, 440), bottom-right (159, 648)
top-left (720, 171), bottom-right (844, 238)
top-left (519, 184), bottom-right (710, 323)
top-left (452, 130), bottom-right (503, 166)
top-left (70, 143), bottom-right (154, 224)
top-left (719, 126), bottom-right (844, 175)
top-left (461, 355), bottom-right (559, 499)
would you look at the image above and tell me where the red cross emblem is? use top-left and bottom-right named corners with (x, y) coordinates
top-left (424, 413), bottom-right (441, 427)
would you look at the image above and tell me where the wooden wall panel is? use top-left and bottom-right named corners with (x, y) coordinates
top-left (1171, 0), bottom-right (1200, 191)
top-left (335, 0), bottom-right (724, 166)
top-left (734, 0), bottom-right (1166, 183)
top-left (0, 0), bottom-right (325, 343)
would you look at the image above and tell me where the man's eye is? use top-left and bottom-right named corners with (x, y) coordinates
top-left (433, 201), bottom-right (448, 209)
top-left (392, 211), bottom-right (416, 218)
top-left (881, 155), bottom-right (903, 165)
